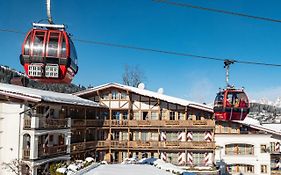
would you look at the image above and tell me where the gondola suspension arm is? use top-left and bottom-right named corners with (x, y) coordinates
top-left (224, 59), bottom-right (235, 88)
top-left (46, 0), bottom-right (53, 24)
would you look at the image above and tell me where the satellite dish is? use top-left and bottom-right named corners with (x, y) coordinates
top-left (138, 83), bottom-right (145, 89)
top-left (157, 88), bottom-right (164, 94)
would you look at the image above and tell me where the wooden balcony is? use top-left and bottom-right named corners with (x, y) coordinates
top-left (39, 118), bottom-right (68, 129)
top-left (72, 119), bottom-right (85, 127)
top-left (38, 145), bottom-right (67, 157)
top-left (70, 119), bottom-right (215, 129)
top-left (71, 140), bottom-right (215, 152)
top-left (71, 142), bottom-right (86, 152)
top-left (22, 149), bottom-right (30, 160)
top-left (23, 117), bottom-right (68, 129)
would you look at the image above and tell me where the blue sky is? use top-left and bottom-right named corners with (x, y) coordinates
top-left (1, 0), bottom-right (281, 103)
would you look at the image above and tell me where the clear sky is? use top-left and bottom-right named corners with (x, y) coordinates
top-left (1, 0), bottom-right (281, 103)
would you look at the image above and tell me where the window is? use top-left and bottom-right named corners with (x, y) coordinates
top-left (69, 39), bottom-right (78, 64)
top-left (169, 111), bottom-right (175, 120)
top-left (101, 111), bottom-right (109, 120)
top-left (227, 164), bottom-right (254, 173)
top-left (166, 132), bottom-right (177, 141)
top-left (166, 153), bottom-right (178, 164)
top-left (142, 112), bottom-right (149, 120)
top-left (261, 144), bottom-right (267, 153)
top-left (134, 112), bottom-right (140, 120)
top-left (111, 91), bottom-right (118, 100)
top-left (112, 111), bottom-right (120, 120)
top-left (270, 142), bottom-right (276, 152)
top-left (141, 132), bottom-right (149, 141)
top-left (261, 165), bottom-right (267, 173)
top-left (121, 92), bottom-right (127, 100)
top-left (101, 92), bottom-right (109, 100)
top-left (225, 144), bottom-right (254, 155)
top-left (178, 112), bottom-right (185, 120)
top-left (161, 111), bottom-right (166, 120)
top-left (151, 112), bottom-right (158, 120)
top-left (24, 32), bottom-right (32, 55)
top-left (122, 112), bottom-right (128, 120)
top-left (112, 131), bottom-right (120, 140)
top-left (151, 133), bottom-right (158, 141)
top-left (122, 132), bottom-right (128, 141)
top-left (193, 132), bottom-right (205, 141)
top-left (193, 153), bottom-right (205, 166)
top-left (33, 31), bottom-right (45, 56)
top-left (47, 32), bottom-right (59, 57)
top-left (61, 36), bottom-right (66, 57)
top-left (134, 132), bottom-right (140, 141)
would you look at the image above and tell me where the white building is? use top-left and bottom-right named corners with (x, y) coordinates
top-left (215, 117), bottom-right (281, 175)
top-left (0, 83), bottom-right (101, 175)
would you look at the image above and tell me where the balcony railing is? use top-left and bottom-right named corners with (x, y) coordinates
top-left (39, 118), bottom-right (68, 129)
top-left (73, 140), bottom-right (215, 150)
top-left (70, 119), bottom-right (215, 128)
top-left (22, 149), bottom-right (30, 160)
top-left (38, 145), bottom-right (67, 157)
top-left (23, 117), bottom-right (68, 129)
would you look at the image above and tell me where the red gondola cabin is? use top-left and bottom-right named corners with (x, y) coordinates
top-left (214, 88), bottom-right (250, 121)
top-left (20, 24), bottom-right (78, 84)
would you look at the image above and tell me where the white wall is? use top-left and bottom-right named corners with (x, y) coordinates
top-left (0, 102), bottom-right (23, 175)
top-left (215, 134), bottom-right (271, 175)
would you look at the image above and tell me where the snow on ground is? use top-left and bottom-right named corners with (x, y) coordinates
top-left (83, 164), bottom-right (174, 175)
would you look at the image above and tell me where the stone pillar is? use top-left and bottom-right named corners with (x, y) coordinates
top-left (31, 117), bottom-right (39, 129)
top-left (65, 131), bottom-right (71, 154)
top-left (30, 135), bottom-right (38, 159)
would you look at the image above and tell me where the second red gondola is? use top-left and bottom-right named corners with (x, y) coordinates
top-left (214, 88), bottom-right (250, 121)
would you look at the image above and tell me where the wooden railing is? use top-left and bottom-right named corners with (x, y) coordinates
top-left (71, 140), bottom-right (215, 151)
top-left (22, 149), bottom-right (30, 159)
top-left (71, 119), bottom-right (214, 128)
top-left (38, 145), bottom-right (67, 157)
top-left (39, 118), bottom-right (68, 129)
top-left (23, 117), bottom-right (68, 129)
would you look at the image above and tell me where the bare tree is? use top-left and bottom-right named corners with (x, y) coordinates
top-left (1, 159), bottom-right (31, 175)
top-left (122, 65), bottom-right (145, 87)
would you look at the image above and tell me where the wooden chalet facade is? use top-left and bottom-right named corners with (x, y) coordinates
top-left (74, 83), bottom-right (216, 168)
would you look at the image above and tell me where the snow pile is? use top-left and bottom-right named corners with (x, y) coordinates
top-left (121, 157), bottom-right (138, 164)
top-left (55, 157), bottom-right (99, 175)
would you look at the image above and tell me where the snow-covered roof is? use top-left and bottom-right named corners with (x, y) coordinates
top-left (75, 83), bottom-right (213, 112)
top-left (83, 164), bottom-right (174, 175)
top-left (0, 83), bottom-right (101, 107)
top-left (235, 117), bottom-right (281, 136)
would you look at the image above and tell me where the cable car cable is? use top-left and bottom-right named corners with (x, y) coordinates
top-left (1, 27), bottom-right (281, 67)
top-left (153, 0), bottom-right (281, 24)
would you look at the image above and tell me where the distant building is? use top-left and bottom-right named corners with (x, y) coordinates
top-left (215, 118), bottom-right (281, 175)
